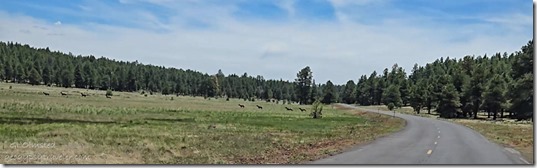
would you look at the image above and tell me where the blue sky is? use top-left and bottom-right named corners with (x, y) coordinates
top-left (0, 0), bottom-right (533, 84)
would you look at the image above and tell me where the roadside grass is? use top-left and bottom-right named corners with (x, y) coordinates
top-left (358, 104), bottom-right (534, 163)
top-left (0, 83), bottom-right (404, 164)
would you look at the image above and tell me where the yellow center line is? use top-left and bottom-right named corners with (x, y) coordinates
top-left (427, 150), bottom-right (433, 155)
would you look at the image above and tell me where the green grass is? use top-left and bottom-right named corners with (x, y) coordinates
top-left (0, 83), bottom-right (404, 164)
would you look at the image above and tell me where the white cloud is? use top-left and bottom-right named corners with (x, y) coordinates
top-left (0, 1), bottom-right (531, 84)
top-left (54, 21), bottom-right (61, 25)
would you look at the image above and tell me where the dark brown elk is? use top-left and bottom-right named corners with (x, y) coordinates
top-left (238, 104), bottom-right (245, 108)
top-left (42, 92), bottom-right (50, 96)
top-left (81, 93), bottom-right (88, 97)
top-left (285, 107), bottom-right (293, 111)
top-left (256, 105), bottom-right (263, 109)
top-left (299, 108), bottom-right (307, 112)
top-left (60, 92), bottom-right (68, 96)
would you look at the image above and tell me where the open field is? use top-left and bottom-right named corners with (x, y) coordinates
top-left (358, 105), bottom-right (534, 163)
top-left (0, 83), bottom-right (404, 164)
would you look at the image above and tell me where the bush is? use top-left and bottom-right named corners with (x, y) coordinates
top-left (144, 94), bottom-right (148, 97)
top-left (141, 91), bottom-right (145, 95)
top-left (310, 100), bottom-right (323, 119)
top-left (106, 90), bottom-right (113, 96)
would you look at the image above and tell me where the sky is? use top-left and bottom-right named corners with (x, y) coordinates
top-left (0, 0), bottom-right (533, 84)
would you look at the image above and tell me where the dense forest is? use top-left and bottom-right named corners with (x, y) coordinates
top-left (0, 40), bottom-right (533, 120)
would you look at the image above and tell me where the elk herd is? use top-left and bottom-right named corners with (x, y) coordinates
top-left (238, 103), bottom-right (307, 112)
top-left (41, 91), bottom-right (111, 99)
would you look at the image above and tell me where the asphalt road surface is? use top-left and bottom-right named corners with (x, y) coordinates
top-left (310, 104), bottom-right (530, 165)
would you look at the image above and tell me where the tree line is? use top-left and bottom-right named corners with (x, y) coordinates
top-left (0, 40), bottom-right (533, 120)
top-left (0, 42), bottom-right (300, 102)
top-left (335, 40), bottom-right (533, 120)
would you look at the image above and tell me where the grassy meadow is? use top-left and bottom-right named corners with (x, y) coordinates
top-left (0, 83), bottom-right (404, 164)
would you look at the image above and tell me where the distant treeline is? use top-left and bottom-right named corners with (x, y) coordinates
top-left (0, 40), bottom-right (533, 120)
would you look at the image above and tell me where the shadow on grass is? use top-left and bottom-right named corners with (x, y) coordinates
top-left (0, 117), bottom-right (116, 125)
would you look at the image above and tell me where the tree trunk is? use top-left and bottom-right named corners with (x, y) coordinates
top-left (487, 111), bottom-right (491, 118)
top-left (493, 110), bottom-right (497, 120)
top-left (500, 109), bottom-right (504, 118)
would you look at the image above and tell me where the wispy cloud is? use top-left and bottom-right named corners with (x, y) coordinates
top-left (0, 0), bottom-right (531, 84)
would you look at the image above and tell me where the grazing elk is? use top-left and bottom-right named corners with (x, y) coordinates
top-left (256, 105), bottom-right (263, 109)
top-left (285, 107), bottom-right (293, 111)
top-left (238, 104), bottom-right (245, 108)
top-left (80, 93), bottom-right (88, 97)
top-left (60, 92), bottom-right (68, 96)
top-left (299, 108), bottom-right (307, 112)
top-left (42, 92), bottom-right (50, 96)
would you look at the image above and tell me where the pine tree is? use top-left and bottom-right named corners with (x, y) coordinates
top-left (509, 40), bottom-right (533, 120)
top-left (321, 80), bottom-right (337, 104)
top-left (74, 63), bottom-right (85, 88)
top-left (342, 80), bottom-right (356, 104)
top-left (382, 84), bottom-right (402, 110)
top-left (483, 74), bottom-right (507, 120)
top-left (437, 82), bottom-right (461, 118)
top-left (42, 65), bottom-right (52, 86)
top-left (28, 67), bottom-right (41, 85)
top-left (295, 66), bottom-right (313, 105)
top-left (409, 79), bottom-right (425, 114)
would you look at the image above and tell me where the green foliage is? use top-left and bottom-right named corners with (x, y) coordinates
top-left (437, 84), bottom-right (461, 118)
top-left (483, 74), bottom-right (507, 120)
top-left (382, 84), bottom-right (402, 109)
top-left (310, 100), bottom-right (324, 119)
top-left (341, 80), bottom-right (356, 104)
top-left (28, 67), bottom-right (41, 85)
top-left (106, 90), bottom-right (113, 96)
top-left (387, 103), bottom-right (395, 111)
top-left (295, 66), bottom-right (313, 105)
top-left (321, 80), bottom-right (337, 104)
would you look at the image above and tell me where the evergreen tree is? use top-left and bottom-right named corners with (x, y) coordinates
top-left (28, 67), bottom-right (41, 85)
top-left (42, 65), bottom-right (52, 85)
top-left (509, 40), bottom-right (533, 120)
top-left (321, 80), bottom-right (337, 104)
top-left (295, 66), bottom-right (313, 105)
top-left (382, 84), bottom-right (402, 110)
top-left (74, 63), bottom-right (85, 88)
top-left (342, 80), bottom-right (356, 104)
top-left (437, 82), bottom-right (461, 118)
top-left (409, 79), bottom-right (426, 114)
top-left (483, 74), bottom-right (507, 120)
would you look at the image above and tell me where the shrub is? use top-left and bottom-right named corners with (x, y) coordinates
top-left (310, 100), bottom-right (323, 119)
top-left (106, 90), bottom-right (113, 96)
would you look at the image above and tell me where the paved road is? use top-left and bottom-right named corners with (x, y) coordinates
top-left (311, 104), bottom-right (530, 165)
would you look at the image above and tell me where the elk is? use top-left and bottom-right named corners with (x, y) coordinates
top-left (238, 104), bottom-right (245, 108)
top-left (299, 108), bottom-right (307, 112)
top-left (80, 93), bottom-right (88, 97)
top-left (285, 107), bottom-right (293, 111)
top-left (256, 105), bottom-right (263, 109)
top-left (60, 92), bottom-right (68, 96)
top-left (42, 92), bottom-right (50, 96)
